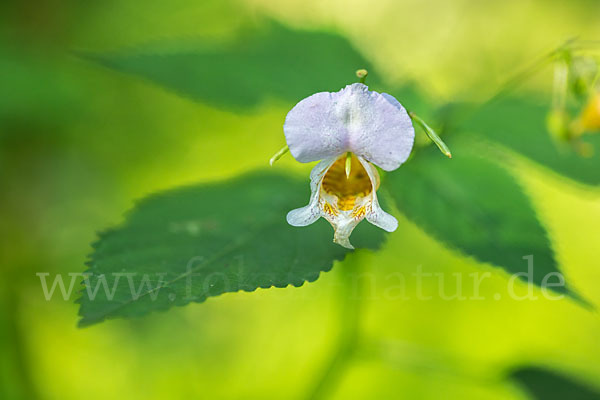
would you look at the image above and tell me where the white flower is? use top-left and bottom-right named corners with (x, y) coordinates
top-left (284, 83), bottom-right (415, 249)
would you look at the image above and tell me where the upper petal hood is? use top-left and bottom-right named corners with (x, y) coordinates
top-left (283, 83), bottom-right (415, 171)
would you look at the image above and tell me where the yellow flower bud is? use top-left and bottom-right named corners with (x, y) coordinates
top-left (578, 92), bottom-right (600, 133)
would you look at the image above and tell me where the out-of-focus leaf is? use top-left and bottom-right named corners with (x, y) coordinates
top-left (77, 171), bottom-right (384, 327)
top-left (461, 96), bottom-right (600, 186)
top-left (81, 21), bottom-right (382, 109)
top-left (384, 143), bottom-right (573, 295)
top-left (511, 366), bottom-right (600, 400)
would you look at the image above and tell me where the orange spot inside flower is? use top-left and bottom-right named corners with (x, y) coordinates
top-left (322, 154), bottom-right (372, 211)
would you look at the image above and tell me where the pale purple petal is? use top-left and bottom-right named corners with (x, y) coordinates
top-left (332, 218), bottom-right (358, 249)
top-left (286, 204), bottom-right (320, 227)
top-left (286, 157), bottom-right (334, 227)
top-left (283, 83), bottom-right (415, 171)
top-left (358, 157), bottom-right (399, 232)
top-left (283, 92), bottom-right (348, 163)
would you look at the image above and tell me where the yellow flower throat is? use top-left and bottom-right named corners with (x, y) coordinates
top-left (321, 155), bottom-right (373, 211)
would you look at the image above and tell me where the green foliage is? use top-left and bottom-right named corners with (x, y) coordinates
top-left (76, 22), bottom-right (596, 323)
top-left (78, 171), bottom-right (383, 326)
top-left (383, 143), bottom-right (569, 294)
top-left (81, 21), bottom-right (379, 109)
top-left (3, 0), bottom-right (600, 397)
top-left (462, 95), bottom-right (600, 186)
top-left (510, 367), bottom-right (600, 400)
top-left (75, 22), bottom-right (597, 323)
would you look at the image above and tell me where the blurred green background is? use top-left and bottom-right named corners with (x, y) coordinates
top-left (1, 0), bottom-right (600, 399)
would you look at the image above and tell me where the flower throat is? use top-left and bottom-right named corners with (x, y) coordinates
top-left (321, 155), bottom-right (372, 211)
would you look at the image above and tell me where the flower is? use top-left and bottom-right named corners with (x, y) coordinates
top-left (284, 83), bottom-right (415, 249)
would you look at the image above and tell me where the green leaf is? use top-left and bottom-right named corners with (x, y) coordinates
top-left (80, 21), bottom-right (430, 114)
top-left (77, 171), bottom-right (384, 327)
top-left (510, 366), bottom-right (600, 400)
top-left (461, 96), bottom-right (600, 186)
top-left (384, 144), bottom-right (572, 294)
top-left (80, 21), bottom-right (380, 109)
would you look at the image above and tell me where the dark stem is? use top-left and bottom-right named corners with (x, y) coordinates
top-left (304, 253), bottom-right (364, 400)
